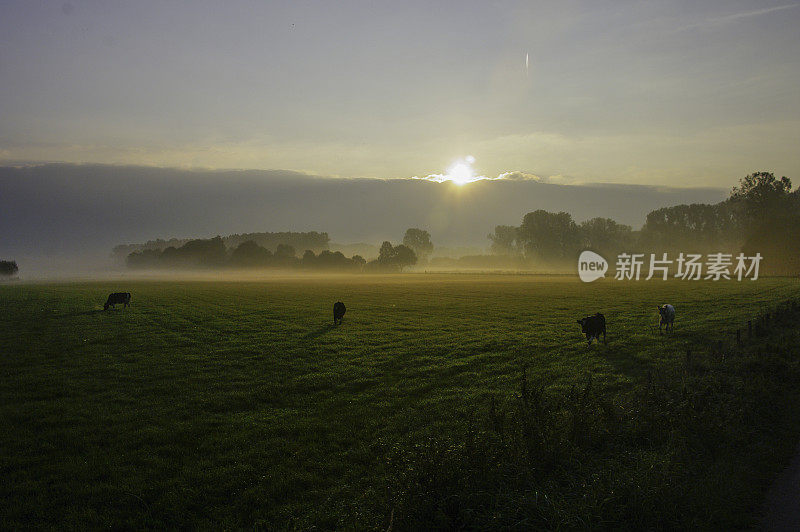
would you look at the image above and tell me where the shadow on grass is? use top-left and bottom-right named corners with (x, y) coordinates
top-left (52, 309), bottom-right (107, 318)
top-left (301, 323), bottom-right (337, 341)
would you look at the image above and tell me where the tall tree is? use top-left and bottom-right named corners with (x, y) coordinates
top-left (518, 210), bottom-right (580, 262)
top-left (730, 171), bottom-right (793, 223)
top-left (392, 244), bottom-right (418, 271)
top-left (375, 241), bottom-right (417, 271)
top-left (733, 172), bottom-right (799, 274)
top-left (579, 218), bottom-right (634, 256)
top-left (378, 241), bottom-right (394, 263)
top-left (402, 228), bottom-right (434, 260)
top-left (640, 203), bottom-right (740, 252)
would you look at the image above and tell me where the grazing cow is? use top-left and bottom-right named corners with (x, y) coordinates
top-left (104, 292), bottom-right (131, 311)
top-left (658, 304), bottom-right (675, 333)
top-left (577, 313), bottom-right (606, 345)
top-left (333, 301), bottom-right (346, 325)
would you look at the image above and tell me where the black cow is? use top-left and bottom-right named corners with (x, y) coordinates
top-left (333, 301), bottom-right (346, 325)
top-left (577, 312), bottom-right (606, 345)
top-left (104, 292), bottom-right (131, 310)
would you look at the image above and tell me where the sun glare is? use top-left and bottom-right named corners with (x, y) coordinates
top-left (446, 155), bottom-right (477, 185)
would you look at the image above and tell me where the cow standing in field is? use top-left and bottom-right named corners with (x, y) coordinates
top-left (104, 292), bottom-right (131, 310)
top-left (658, 304), bottom-right (675, 333)
top-left (577, 313), bottom-right (606, 345)
top-left (333, 301), bottom-right (346, 325)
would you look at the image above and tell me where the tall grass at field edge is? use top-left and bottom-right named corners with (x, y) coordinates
top-left (383, 299), bottom-right (800, 530)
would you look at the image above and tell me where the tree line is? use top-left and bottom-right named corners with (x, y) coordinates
top-left (488, 172), bottom-right (800, 274)
top-left (114, 231), bottom-right (331, 262)
top-left (118, 171), bottom-right (798, 275)
top-left (125, 229), bottom-right (434, 272)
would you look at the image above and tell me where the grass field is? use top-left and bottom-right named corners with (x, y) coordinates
top-left (2, 274), bottom-right (800, 529)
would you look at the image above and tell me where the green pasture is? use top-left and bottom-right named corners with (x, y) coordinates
top-left (1, 275), bottom-right (799, 528)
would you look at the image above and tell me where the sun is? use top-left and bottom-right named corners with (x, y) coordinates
top-left (446, 155), bottom-right (477, 185)
top-left (447, 162), bottom-right (473, 185)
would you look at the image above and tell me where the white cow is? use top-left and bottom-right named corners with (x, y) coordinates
top-left (658, 304), bottom-right (675, 333)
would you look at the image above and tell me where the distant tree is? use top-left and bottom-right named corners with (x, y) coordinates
top-left (403, 228), bottom-right (434, 261)
top-left (0, 260), bottom-right (18, 277)
top-left (127, 237), bottom-right (368, 272)
top-left (126, 236), bottom-right (228, 269)
top-left (301, 249), bottom-right (317, 268)
top-left (224, 231), bottom-right (330, 253)
top-left (730, 171), bottom-right (793, 223)
top-left (373, 241), bottom-right (418, 271)
top-left (301, 250), bottom-right (365, 271)
top-left (116, 231), bottom-right (330, 263)
top-left (579, 218), bottom-right (634, 256)
top-left (731, 172), bottom-right (799, 274)
top-left (160, 246), bottom-right (181, 266)
top-left (139, 236), bottom-right (226, 268)
top-left (229, 240), bottom-right (273, 268)
top-left (379, 241), bottom-right (394, 262)
top-left (313, 250), bottom-right (343, 269)
top-left (206, 236), bottom-right (229, 266)
top-left (518, 210), bottom-right (580, 262)
top-left (488, 225), bottom-right (520, 255)
top-left (126, 249), bottom-right (161, 269)
top-left (638, 202), bottom-right (743, 253)
top-left (352, 255), bottom-right (366, 271)
top-left (273, 243), bottom-right (299, 268)
top-left (275, 244), bottom-right (296, 258)
top-left (635, 171), bottom-right (799, 272)
top-left (392, 244), bottom-right (418, 270)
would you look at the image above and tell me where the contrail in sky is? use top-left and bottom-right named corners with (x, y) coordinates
top-left (674, 3), bottom-right (800, 32)
top-left (525, 52), bottom-right (529, 76)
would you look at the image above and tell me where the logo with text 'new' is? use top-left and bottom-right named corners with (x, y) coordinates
top-left (578, 251), bottom-right (608, 282)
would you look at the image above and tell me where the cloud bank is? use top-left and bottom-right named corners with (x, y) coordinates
top-left (0, 164), bottom-right (729, 275)
top-left (414, 171), bottom-right (577, 185)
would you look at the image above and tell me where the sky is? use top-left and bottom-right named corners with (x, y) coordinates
top-left (1, 1), bottom-right (799, 187)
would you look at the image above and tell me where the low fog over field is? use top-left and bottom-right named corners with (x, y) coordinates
top-left (0, 164), bottom-right (725, 275)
